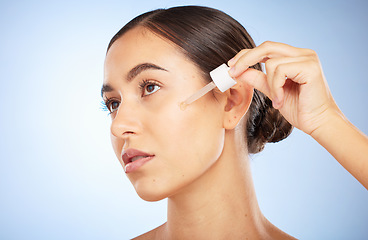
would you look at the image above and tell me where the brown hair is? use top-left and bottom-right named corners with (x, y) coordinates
top-left (107, 6), bottom-right (293, 153)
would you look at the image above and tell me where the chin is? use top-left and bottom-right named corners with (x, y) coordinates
top-left (137, 192), bottom-right (167, 202)
top-left (136, 189), bottom-right (169, 202)
top-left (133, 181), bottom-right (171, 202)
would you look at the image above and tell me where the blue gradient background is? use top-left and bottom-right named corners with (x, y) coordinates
top-left (0, 0), bottom-right (367, 239)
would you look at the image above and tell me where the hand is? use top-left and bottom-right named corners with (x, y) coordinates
top-left (228, 41), bottom-right (342, 136)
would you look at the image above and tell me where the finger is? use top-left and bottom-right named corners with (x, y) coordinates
top-left (267, 55), bottom-right (319, 109)
top-left (234, 68), bottom-right (271, 99)
top-left (229, 41), bottom-right (309, 77)
top-left (264, 56), bottom-right (310, 93)
top-left (271, 61), bottom-right (310, 108)
top-left (227, 49), bottom-right (251, 67)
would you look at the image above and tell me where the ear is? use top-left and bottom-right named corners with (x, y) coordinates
top-left (223, 82), bottom-right (253, 129)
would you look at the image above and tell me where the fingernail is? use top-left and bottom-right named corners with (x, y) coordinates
top-left (228, 58), bottom-right (235, 66)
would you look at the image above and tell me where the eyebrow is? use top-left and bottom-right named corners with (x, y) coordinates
top-left (101, 84), bottom-right (113, 97)
top-left (101, 62), bottom-right (168, 97)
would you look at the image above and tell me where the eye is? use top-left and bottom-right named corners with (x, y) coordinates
top-left (140, 80), bottom-right (161, 97)
top-left (105, 99), bottom-right (120, 113)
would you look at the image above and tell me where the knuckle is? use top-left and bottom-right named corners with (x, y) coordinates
top-left (261, 41), bottom-right (274, 48)
top-left (273, 64), bottom-right (284, 77)
top-left (265, 57), bottom-right (277, 65)
top-left (304, 48), bottom-right (317, 57)
top-left (264, 58), bottom-right (277, 72)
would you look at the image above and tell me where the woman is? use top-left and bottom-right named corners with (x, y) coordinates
top-left (101, 6), bottom-right (368, 239)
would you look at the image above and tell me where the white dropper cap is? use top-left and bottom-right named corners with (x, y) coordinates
top-left (210, 63), bottom-right (237, 92)
top-left (180, 63), bottom-right (236, 109)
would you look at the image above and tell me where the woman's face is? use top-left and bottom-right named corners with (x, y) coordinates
top-left (103, 27), bottom-right (226, 201)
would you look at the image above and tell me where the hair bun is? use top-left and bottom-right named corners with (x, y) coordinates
top-left (246, 90), bottom-right (293, 154)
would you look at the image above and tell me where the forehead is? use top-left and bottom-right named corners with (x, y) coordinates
top-left (104, 27), bottom-right (184, 78)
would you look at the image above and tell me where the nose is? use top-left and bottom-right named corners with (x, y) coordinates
top-left (110, 101), bottom-right (141, 139)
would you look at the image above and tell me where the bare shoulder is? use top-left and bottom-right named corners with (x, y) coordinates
top-left (131, 223), bottom-right (166, 240)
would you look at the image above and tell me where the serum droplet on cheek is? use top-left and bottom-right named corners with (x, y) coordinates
top-left (180, 102), bottom-right (188, 110)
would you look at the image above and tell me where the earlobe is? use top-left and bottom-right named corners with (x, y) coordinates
top-left (223, 82), bottom-right (253, 129)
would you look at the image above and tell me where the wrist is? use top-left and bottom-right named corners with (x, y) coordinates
top-left (309, 107), bottom-right (348, 142)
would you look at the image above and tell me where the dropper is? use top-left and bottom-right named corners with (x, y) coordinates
top-left (180, 63), bottom-right (237, 110)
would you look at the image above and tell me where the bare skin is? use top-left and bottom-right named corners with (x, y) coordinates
top-left (228, 41), bottom-right (368, 189)
top-left (133, 127), bottom-right (295, 240)
top-left (103, 29), bottom-right (367, 239)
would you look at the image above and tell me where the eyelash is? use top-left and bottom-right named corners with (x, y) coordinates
top-left (101, 79), bottom-right (161, 114)
top-left (138, 79), bottom-right (161, 97)
top-left (101, 99), bottom-right (120, 115)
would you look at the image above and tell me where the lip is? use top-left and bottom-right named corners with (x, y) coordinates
top-left (122, 148), bottom-right (155, 173)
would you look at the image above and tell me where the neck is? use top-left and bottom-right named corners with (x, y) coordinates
top-left (159, 130), bottom-right (282, 239)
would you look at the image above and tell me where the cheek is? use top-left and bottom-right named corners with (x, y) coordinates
top-left (142, 94), bottom-right (225, 189)
top-left (150, 95), bottom-right (223, 151)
